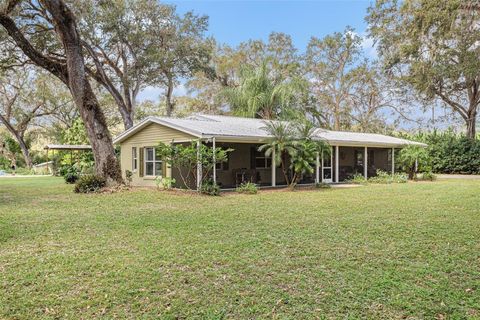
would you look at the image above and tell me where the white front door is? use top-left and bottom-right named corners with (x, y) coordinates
top-left (322, 152), bottom-right (333, 183)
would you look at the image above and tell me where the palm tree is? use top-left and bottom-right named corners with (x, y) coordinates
top-left (398, 145), bottom-right (429, 180)
top-left (259, 119), bottom-right (331, 188)
top-left (258, 120), bottom-right (296, 185)
top-left (222, 60), bottom-right (304, 119)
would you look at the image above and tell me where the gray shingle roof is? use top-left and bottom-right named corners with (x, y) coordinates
top-left (113, 114), bottom-right (426, 147)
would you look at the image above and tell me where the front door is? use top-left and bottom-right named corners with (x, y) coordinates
top-left (322, 152), bottom-right (333, 183)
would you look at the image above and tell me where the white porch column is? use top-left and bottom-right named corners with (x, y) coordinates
top-left (364, 146), bottom-right (368, 179)
top-left (212, 137), bottom-right (216, 185)
top-left (391, 148), bottom-right (395, 175)
top-left (315, 152), bottom-right (320, 184)
top-left (196, 140), bottom-right (202, 191)
top-left (271, 148), bottom-right (276, 187)
top-left (335, 146), bottom-right (339, 183)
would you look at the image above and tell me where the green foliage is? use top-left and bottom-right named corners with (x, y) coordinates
top-left (125, 170), bottom-right (133, 186)
top-left (157, 141), bottom-right (233, 189)
top-left (349, 173), bottom-right (367, 184)
top-left (315, 182), bottom-right (331, 189)
top-left (398, 145), bottom-right (430, 180)
top-left (418, 171), bottom-right (437, 182)
top-left (74, 174), bottom-right (106, 193)
top-left (349, 170), bottom-right (408, 184)
top-left (235, 182), bottom-right (258, 194)
top-left (259, 120), bottom-right (330, 188)
top-left (396, 131), bottom-right (480, 174)
top-left (368, 170), bottom-right (408, 184)
top-left (155, 176), bottom-right (176, 190)
top-left (62, 166), bottom-right (79, 184)
top-left (222, 60), bottom-right (306, 119)
top-left (200, 179), bottom-right (220, 196)
top-left (367, 0), bottom-right (480, 138)
top-left (0, 155), bottom-right (9, 170)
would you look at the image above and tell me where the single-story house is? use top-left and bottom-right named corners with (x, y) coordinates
top-left (113, 114), bottom-right (426, 189)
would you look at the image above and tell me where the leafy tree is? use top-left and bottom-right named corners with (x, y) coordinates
top-left (259, 120), bottom-right (330, 188)
top-left (151, 12), bottom-right (210, 117)
top-left (75, 0), bottom-right (174, 129)
top-left (305, 27), bottom-right (362, 130)
top-left (367, 0), bottom-right (480, 139)
top-left (222, 61), bottom-right (305, 119)
top-left (156, 141), bottom-right (232, 189)
top-left (186, 32), bottom-right (302, 115)
top-left (0, 68), bottom-right (63, 168)
top-left (398, 145), bottom-right (430, 180)
top-left (0, 0), bottom-right (122, 183)
top-left (258, 121), bottom-right (296, 185)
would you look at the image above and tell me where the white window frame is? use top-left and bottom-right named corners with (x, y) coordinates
top-left (255, 150), bottom-right (272, 169)
top-left (144, 147), bottom-right (163, 177)
top-left (132, 147), bottom-right (137, 172)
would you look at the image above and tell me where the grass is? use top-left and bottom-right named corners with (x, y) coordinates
top-left (0, 177), bottom-right (479, 319)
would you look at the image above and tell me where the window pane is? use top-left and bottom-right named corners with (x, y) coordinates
top-left (132, 147), bottom-right (137, 170)
top-left (266, 158), bottom-right (272, 168)
top-left (146, 162), bottom-right (154, 176)
top-left (155, 161), bottom-right (162, 176)
top-left (255, 158), bottom-right (266, 168)
top-left (146, 148), bottom-right (154, 161)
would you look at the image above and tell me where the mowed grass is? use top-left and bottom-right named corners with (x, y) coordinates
top-left (0, 177), bottom-right (479, 319)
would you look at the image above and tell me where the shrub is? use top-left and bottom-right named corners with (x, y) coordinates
top-left (125, 170), bottom-right (133, 186)
top-left (394, 131), bottom-right (480, 174)
top-left (349, 173), bottom-right (367, 184)
top-left (200, 179), bottom-right (220, 196)
top-left (155, 176), bottom-right (176, 190)
top-left (74, 174), bottom-right (106, 193)
top-left (61, 165), bottom-right (79, 184)
top-left (418, 171), bottom-right (437, 181)
top-left (315, 182), bottom-right (331, 189)
top-left (235, 182), bottom-right (258, 194)
top-left (368, 170), bottom-right (408, 184)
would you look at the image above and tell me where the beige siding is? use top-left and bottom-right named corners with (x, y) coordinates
top-left (120, 123), bottom-right (195, 187)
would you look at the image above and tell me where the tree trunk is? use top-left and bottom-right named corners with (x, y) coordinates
top-left (16, 134), bottom-right (32, 169)
top-left (466, 112), bottom-right (477, 139)
top-left (165, 77), bottom-right (174, 117)
top-left (41, 0), bottom-right (122, 184)
top-left (0, 115), bottom-right (32, 168)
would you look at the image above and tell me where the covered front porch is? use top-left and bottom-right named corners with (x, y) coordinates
top-left (171, 139), bottom-right (398, 190)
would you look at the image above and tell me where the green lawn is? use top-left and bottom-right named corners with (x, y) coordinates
top-left (0, 177), bottom-right (479, 319)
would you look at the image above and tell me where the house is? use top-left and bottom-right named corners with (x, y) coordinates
top-left (113, 114), bottom-right (426, 189)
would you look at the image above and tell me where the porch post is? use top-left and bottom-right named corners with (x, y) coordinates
top-left (315, 152), bottom-right (320, 184)
top-left (196, 140), bottom-right (202, 191)
top-left (271, 148), bottom-right (276, 187)
top-left (391, 148), bottom-right (395, 175)
top-left (364, 146), bottom-right (368, 179)
top-left (212, 137), bottom-right (216, 185)
top-left (335, 146), bottom-right (339, 183)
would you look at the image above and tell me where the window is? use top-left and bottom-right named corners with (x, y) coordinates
top-left (215, 152), bottom-right (229, 171)
top-left (255, 150), bottom-right (272, 169)
top-left (355, 150), bottom-right (364, 167)
top-left (132, 147), bottom-right (137, 171)
top-left (368, 150), bottom-right (375, 166)
top-left (144, 147), bottom-right (162, 176)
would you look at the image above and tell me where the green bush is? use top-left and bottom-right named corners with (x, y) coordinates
top-left (200, 180), bottom-right (220, 196)
top-left (74, 174), bottom-right (106, 193)
top-left (61, 166), bottom-right (79, 184)
top-left (418, 171), bottom-right (437, 181)
top-left (235, 182), bottom-right (258, 194)
top-left (349, 173), bottom-right (367, 184)
top-left (315, 182), bottom-right (331, 189)
top-left (155, 176), bottom-right (176, 190)
top-left (395, 131), bottom-right (480, 174)
top-left (368, 170), bottom-right (408, 184)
